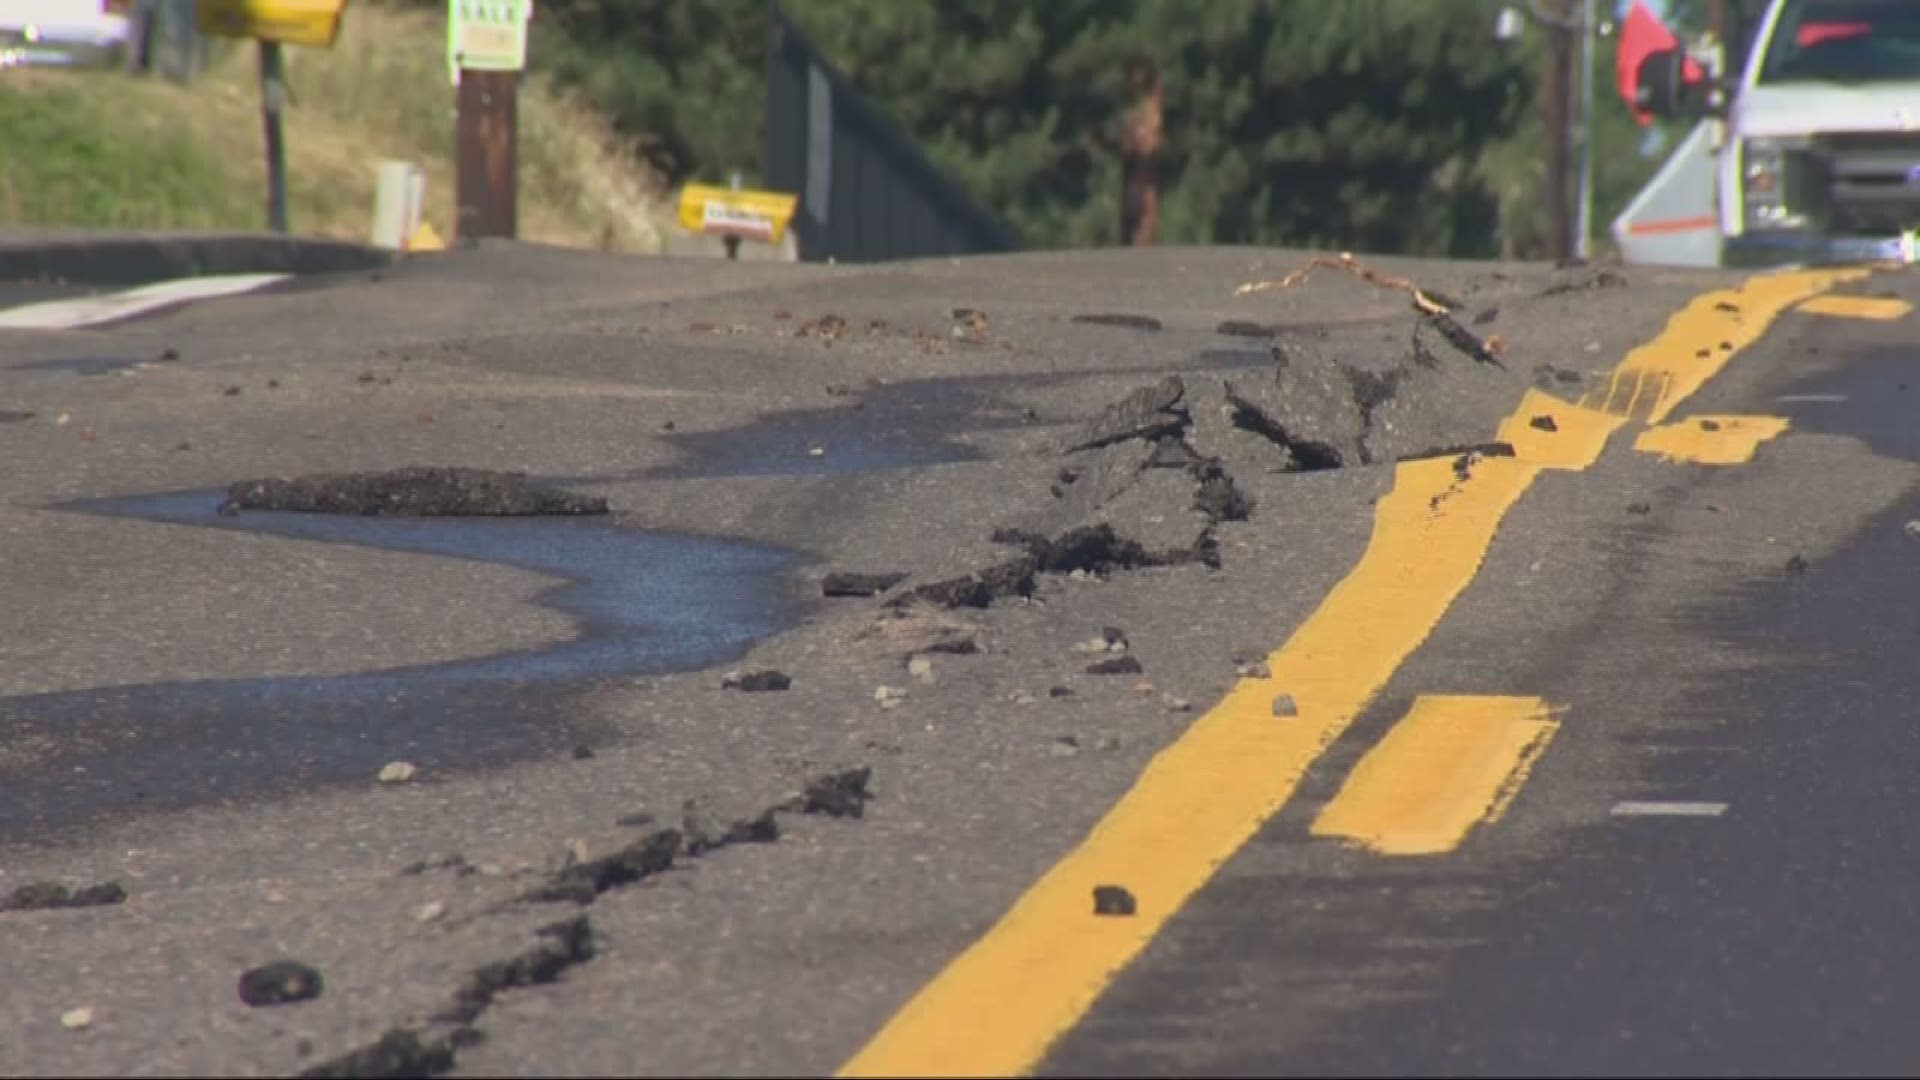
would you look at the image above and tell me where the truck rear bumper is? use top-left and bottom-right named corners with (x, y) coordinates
top-left (1725, 230), bottom-right (1917, 268)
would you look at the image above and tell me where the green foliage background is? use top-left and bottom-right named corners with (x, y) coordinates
top-left (522, 0), bottom-right (1692, 259)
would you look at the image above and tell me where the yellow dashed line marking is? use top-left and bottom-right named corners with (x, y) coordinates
top-left (1310, 695), bottom-right (1560, 856)
top-left (1798, 295), bottom-right (1912, 321)
top-left (1634, 415), bottom-right (1791, 465)
top-left (837, 268), bottom-right (1865, 1080)
top-left (1588, 270), bottom-right (1866, 423)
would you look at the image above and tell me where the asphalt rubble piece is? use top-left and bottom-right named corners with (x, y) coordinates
top-left (1, 880), bottom-right (126, 912)
top-left (302, 767), bottom-right (874, 1078)
top-left (220, 467), bottom-right (608, 517)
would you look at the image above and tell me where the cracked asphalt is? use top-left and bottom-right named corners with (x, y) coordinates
top-left (7, 242), bottom-right (1883, 1077)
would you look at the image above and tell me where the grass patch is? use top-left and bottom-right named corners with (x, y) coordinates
top-left (0, 0), bottom-right (664, 250)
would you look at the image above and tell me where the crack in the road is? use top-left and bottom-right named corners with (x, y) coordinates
top-left (300, 769), bottom-right (874, 1078)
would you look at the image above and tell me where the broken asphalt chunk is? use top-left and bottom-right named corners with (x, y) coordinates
top-left (2, 880), bottom-right (126, 912)
top-left (526, 831), bottom-right (681, 904)
top-left (802, 767), bottom-right (874, 818)
top-left (1092, 885), bottom-right (1138, 916)
top-left (822, 571), bottom-right (909, 598)
top-left (1066, 375), bottom-right (1187, 452)
top-left (1086, 655), bottom-right (1144, 676)
top-left (721, 669), bottom-right (791, 692)
top-left (238, 960), bottom-right (324, 1008)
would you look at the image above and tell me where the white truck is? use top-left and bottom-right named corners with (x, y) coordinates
top-left (1617, 0), bottom-right (1920, 267)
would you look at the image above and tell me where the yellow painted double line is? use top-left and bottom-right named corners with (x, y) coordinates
top-left (839, 269), bottom-right (1871, 1078)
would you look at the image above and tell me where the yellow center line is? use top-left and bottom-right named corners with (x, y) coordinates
top-left (1310, 695), bottom-right (1561, 856)
top-left (1798, 295), bottom-right (1912, 321)
top-left (836, 268), bottom-right (1866, 1080)
top-left (1634, 414), bottom-right (1792, 465)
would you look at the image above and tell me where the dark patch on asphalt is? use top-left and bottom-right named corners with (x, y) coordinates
top-left (721, 669), bottom-right (791, 692)
top-left (298, 1028), bottom-right (455, 1080)
top-left (0, 491), bottom-right (797, 842)
top-left (16, 353), bottom-right (173, 377)
top-left (239, 960), bottom-right (325, 1008)
top-left (1086, 655), bottom-right (1144, 676)
top-left (221, 467), bottom-right (607, 517)
top-left (1216, 320), bottom-right (1277, 339)
top-left (1093, 885), bottom-right (1137, 916)
top-left (1072, 313), bottom-right (1163, 332)
top-left (0, 409), bottom-right (34, 422)
top-left (642, 378), bottom-right (995, 479)
top-left (1, 879), bottom-right (126, 912)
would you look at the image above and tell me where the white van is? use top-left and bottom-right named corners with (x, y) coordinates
top-left (1617, 0), bottom-right (1920, 267)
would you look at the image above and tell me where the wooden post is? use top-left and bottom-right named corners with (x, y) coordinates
top-left (1120, 58), bottom-right (1163, 246)
top-left (258, 41), bottom-right (288, 234)
top-left (1539, 4), bottom-right (1574, 261)
top-left (456, 69), bottom-right (518, 241)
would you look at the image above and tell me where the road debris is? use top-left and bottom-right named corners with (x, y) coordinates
top-left (874, 685), bottom-right (908, 708)
top-left (238, 960), bottom-right (325, 1007)
top-left (377, 761), bottom-right (418, 784)
top-left (59, 1007), bottom-right (93, 1031)
top-left (800, 766), bottom-right (874, 818)
top-left (414, 901), bottom-right (446, 924)
top-left (1272, 694), bottom-right (1298, 718)
top-left (1092, 885), bottom-right (1138, 916)
top-left (906, 655), bottom-right (935, 682)
top-left (721, 669), bottom-right (792, 692)
top-left (1086, 655), bottom-right (1144, 675)
top-left (299, 1029), bottom-right (453, 1080)
top-left (1215, 319), bottom-right (1277, 338)
top-left (1786, 554), bottom-right (1809, 574)
top-left (1236, 252), bottom-right (1502, 366)
top-left (221, 467), bottom-right (607, 517)
top-left (2, 880), bottom-right (126, 912)
top-left (794, 313), bottom-right (848, 340)
top-left (822, 571), bottom-right (909, 598)
top-left (1072, 313), bottom-right (1163, 332)
top-left (1530, 415), bottom-right (1559, 432)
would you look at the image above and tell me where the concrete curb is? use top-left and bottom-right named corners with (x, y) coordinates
top-left (0, 232), bottom-right (394, 286)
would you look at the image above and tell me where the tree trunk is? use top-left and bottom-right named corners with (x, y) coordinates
top-left (1120, 60), bottom-right (1163, 246)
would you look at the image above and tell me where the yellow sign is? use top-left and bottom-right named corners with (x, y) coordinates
top-left (677, 184), bottom-right (799, 244)
top-left (197, 0), bottom-right (348, 47)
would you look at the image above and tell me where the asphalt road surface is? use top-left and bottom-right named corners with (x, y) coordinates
top-left (0, 244), bottom-right (1913, 1077)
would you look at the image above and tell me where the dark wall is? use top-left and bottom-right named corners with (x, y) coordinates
top-left (764, 4), bottom-right (1017, 263)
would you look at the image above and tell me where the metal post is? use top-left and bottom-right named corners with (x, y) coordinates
top-left (1574, 0), bottom-right (1595, 260)
top-left (456, 70), bottom-right (518, 241)
top-left (725, 170), bottom-right (742, 259)
top-left (258, 41), bottom-right (288, 234)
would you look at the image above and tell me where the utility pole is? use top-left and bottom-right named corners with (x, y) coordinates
top-left (1574, 0), bottom-right (1595, 261)
top-left (1539, 0), bottom-right (1575, 261)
